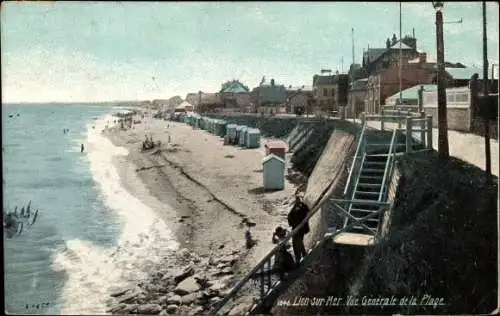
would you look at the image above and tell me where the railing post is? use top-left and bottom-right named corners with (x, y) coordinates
top-left (397, 109), bottom-right (402, 128)
top-left (420, 111), bottom-right (426, 146)
top-left (426, 115), bottom-right (433, 150)
top-left (260, 266), bottom-right (265, 300)
top-left (406, 116), bottom-right (413, 153)
top-left (381, 109), bottom-right (385, 130)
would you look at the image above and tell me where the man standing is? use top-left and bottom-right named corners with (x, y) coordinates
top-left (287, 195), bottom-right (310, 266)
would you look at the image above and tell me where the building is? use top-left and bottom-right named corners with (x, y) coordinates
top-left (346, 78), bottom-right (368, 119)
top-left (285, 85), bottom-right (314, 113)
top-left (196, 92), bottom-right (224, 113)
top-left (422, 86), bottom-right (472, 132)
top-left (384, 84), bottom-right (437, 111)
top-left (219, 80), bottom-right (252, 110)
top-left (251, 78), bottom-right (287, 112)
top-left (362, 33), bottom-right (420, 76)
top-left (364, 60), bottom-right (443, 114)
top-left (312, 72), bottom-right (349, 114)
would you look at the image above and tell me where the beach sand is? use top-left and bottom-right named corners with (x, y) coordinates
top-left (104, 113), bottom-right (303, 314)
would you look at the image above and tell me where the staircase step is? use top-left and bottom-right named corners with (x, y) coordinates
top-left (362, 168), bottom-right (385, 173)
top-left (351, 204), bottom-right (382, 210)
top-left (364, 161), bottom-right (387, 166)
top-left (359, 175), bottom-right (383, 180)
top-left (355, 190), bottom-right (380, 196)
top-left (357, 183), bottom-right (382, 188)
top-left (350, 208), bottom-right (378, 213)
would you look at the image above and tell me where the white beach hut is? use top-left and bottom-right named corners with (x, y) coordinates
top-left (262, 154), bottom-right (285, 190)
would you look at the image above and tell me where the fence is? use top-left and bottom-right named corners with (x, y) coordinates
top-left (362, 109), bottom-right (433, 151)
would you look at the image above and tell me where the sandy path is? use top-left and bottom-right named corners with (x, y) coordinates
top-left (104, 115), bottom-right (300, 275)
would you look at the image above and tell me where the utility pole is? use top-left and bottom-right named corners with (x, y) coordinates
top-left (482, 0), bottom-right (492, 180)
top-left (398, 2), bottom-right (403, 110)
top-left (352, 27), bottom-right (355, 121)
top-left (433, 1), bottom-right (450, 158)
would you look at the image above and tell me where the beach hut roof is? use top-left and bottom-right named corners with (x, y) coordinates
top-left (265, 140), bottom-right (288, 149)
top-left (262, 154), bottom-right (285, 164)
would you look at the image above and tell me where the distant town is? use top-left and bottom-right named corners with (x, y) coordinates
top-left (125, 32), bottom-right (498, 137)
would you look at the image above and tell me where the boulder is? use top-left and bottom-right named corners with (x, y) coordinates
top-left (209, 279), bottom-right (226, 292)
top-left (137, 304), bottom-right (162, 315)
top-left (166, 295), bottom-right (182, 305)
top-left (156, 296), bottom-right (169, 305)
top-left (117, 290), bottom-right (141, 304)
top-left (172, 265), bottom-right (195, 284)
top-left (210, 296), bottom-right (222, 306)
top-left (180, 292), bottom-right (198, 305)
top-left (217, 255), bottom-right (238, 265)
top-left (123, 304), bottom-right (139, 313)
top-left (109, 286), bottom-right (134, 297)
top-left (106, 303), bottom-right (126, 313)
top-left (193, 273), bottom-right (210, 288)
top-left (173, 277), bottom-right (201, 295)
top-left (166, 304), bottom-right (179, 314)
top-left (212, 267), bottom-right (234, 277)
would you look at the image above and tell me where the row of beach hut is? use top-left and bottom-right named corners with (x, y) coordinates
top-left (183, 114), bottom-right (261, 149)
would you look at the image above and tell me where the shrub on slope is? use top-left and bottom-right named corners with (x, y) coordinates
top-left (349, 151), bottom-right (498, 314)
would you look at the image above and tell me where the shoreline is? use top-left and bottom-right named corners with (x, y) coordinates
top-left (103, 113), bottom-right (304, 314)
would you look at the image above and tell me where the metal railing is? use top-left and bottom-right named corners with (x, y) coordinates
top-left (343, 124), bottom-right (367, 199)
top-left (362, 110), bottom-right (433, 151)
top-left (211, 183), bottom-right (334, 315)
top-left (379, 128), bottom-right (398, 202)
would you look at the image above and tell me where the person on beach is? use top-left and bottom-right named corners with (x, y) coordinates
top-left (81, 144), bottom-right (84, 153)
top-left (287, 195), bottom-right (310, 267)
top-left (272, 226), bottom-right (295, 279)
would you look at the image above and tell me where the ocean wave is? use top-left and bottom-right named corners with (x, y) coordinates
top-left (53, 113), bottom-right (178, 315)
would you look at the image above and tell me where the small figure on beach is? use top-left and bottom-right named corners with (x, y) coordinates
top-left (81, 144), bottom-right (85, 153)
top-left (272, 226), bottom-right (296, 279)
top-left (287, 195), bottom-right (310, 267)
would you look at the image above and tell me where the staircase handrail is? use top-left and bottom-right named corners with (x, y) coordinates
top-left (212, 184), bottom-right (332, 315)
top-left (343, 123), bottom-right (367, 198)
top-left (378, 128), bottom-right (397, 202)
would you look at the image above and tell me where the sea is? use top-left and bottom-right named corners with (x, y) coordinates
top-left (2, 103), bottom-right (178, 315)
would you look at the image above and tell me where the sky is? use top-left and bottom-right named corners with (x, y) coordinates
top-left (1, 1), bottom-right (499, 103)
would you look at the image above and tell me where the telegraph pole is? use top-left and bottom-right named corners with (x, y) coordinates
top-left (434, 2), bottom-right (450, 158)
top-left (482, 0), bottom-right (492, 180)
top-left (398, 2), bottom-right (403, 109)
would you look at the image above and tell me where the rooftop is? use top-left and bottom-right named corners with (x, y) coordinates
top-left (220, 80), bottom-right (250, 93)
top-left (386, 84), bottom-right (438, 101)
top-left (446, 67), bottom-right (484, 80)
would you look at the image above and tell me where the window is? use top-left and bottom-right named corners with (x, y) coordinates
top-left (455, 92), bottom-right (469, 103)
top-left (446, 93), bottom-right (454, 103)
top-left (323, 88), bottom-right (328, 97)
